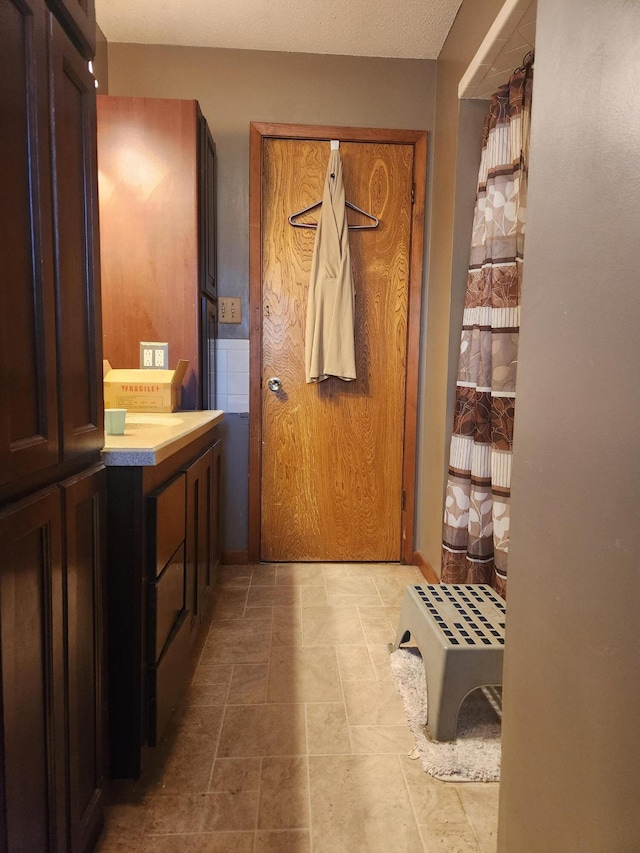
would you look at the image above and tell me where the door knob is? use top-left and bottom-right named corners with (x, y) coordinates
top-left (267, 377), bottom-right (282, 392)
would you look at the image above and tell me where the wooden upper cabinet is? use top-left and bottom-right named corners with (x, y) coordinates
top-left (198, 109), bottom-right (217, 299)
top-left (98, 96), bottom-right (217, 411)
top-left (0, 2), bottom-right (102, 492)
top-left (45, 0), bottom-right (96, 59)
top-left (0, 0), bottom-right (60, 488)
top-left (49, 15), bottom-right (104, 460)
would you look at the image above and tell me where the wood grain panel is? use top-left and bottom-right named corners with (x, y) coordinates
top-left (97, 96), bottom-right (200, 408)
top-left (260, 138), bottom-right (414, 561)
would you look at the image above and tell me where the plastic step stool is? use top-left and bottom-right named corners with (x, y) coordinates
top-left (392, 584), bottom-right (505, 742)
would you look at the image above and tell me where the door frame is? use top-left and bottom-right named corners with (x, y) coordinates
top-left (248, 121), bottom-right (427, 564)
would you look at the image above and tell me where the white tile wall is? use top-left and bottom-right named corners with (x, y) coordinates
top-left (212, 339), bottom-right (249, 413)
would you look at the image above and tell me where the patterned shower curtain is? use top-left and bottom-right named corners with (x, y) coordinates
top-left (441, 58), bottom-right (534, 598)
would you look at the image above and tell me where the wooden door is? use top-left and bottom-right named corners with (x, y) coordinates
top-left (250, 125), bottom-right (426, 563)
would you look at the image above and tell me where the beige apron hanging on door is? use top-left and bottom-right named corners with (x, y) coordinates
top-left (305, 147), bottom-right (357, 383)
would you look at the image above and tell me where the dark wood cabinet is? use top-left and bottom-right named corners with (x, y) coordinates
top-left (0, 1), bottom-right (105, 850)
top-left (97, 95), bottom-right (218, 410)
top-left (184, 440), bottom-right (222, 633)
top-left (0, 0), bottom-right (60, 488)
top-left (50, 14), bottom-right (103, 461)
top-left (0, 488), bottom-right (65, 853)
top-left (45, 0), bottom-right (96, 59)
top-left (0, 0), bottom-right (102, 496)
top-left (199, 114), bottom-right (217, 299)
top-left (0, 466), bottom-right (106, 853)
top-left (106, 424), bottom-right (221, 778)
top-left (62, 466), bottom-right (107, 853)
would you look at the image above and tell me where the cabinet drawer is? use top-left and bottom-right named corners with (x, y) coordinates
top-left (147, 610), bottom-right (191, 746)
top-left (149, 544), bottom-right (185, 661)
top-left (149, 473), bottom-right (186, 576)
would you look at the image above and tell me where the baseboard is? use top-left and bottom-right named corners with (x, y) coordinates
top-left (221, 550), bottom-right (249, 565)
top-left (412, 551), bottom-right (440, 584)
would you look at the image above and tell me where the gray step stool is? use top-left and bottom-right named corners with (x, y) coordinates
top-left (392, 584), bottom-right (505, 742)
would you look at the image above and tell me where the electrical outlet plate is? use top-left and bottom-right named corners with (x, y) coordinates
top-left (140, 342), bottom-right (169, 369)
top-left (219, 297), bottom-right (242, 324)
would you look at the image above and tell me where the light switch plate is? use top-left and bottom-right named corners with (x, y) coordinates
top-left (140, 342), bottom-right (169, 369)
top-left (219, 297), bottom-right (242, 324)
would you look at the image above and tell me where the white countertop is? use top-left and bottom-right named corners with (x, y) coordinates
top-left (101, 410), bottom-right (224, 466)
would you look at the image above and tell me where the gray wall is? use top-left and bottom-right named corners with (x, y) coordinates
top-left (498, 0), bottom-right (640, 848)
top-left (416, 0), bottom-right (505, 570)
top-left (104, 43), bottom-right (437, 554)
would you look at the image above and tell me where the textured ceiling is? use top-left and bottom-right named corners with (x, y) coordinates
top-left (95, 0), bottom-right (464, 60)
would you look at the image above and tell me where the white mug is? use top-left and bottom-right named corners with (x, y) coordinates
top-left (105, 408), bottom-right (127, 435)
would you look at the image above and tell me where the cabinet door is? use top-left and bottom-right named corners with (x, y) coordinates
top-left (61, 465), bottom-right (106, 853)
top-left (0, 0), bottom-right (60, 488)
top-left (200, 296), bottom-right (217, 410)
top-left (184, 442), bottom-right (221, 631)
top-left (49, 15), bottom-right (104, 461)
top-left (0, 488), bottom-right (67, 853)
top-left (45, 0), bottom-right (95, 59)
top-left (198, 111), bottom-right (217, 299)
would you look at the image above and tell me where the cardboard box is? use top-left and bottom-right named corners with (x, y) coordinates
top-left (103, 359), bottom-right (189, 412)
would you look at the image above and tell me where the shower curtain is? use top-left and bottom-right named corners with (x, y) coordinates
top-left (441, 58), bottom-right (533, 598)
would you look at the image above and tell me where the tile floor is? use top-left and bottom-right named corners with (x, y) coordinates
top-left (96, 563), bottom-right (499, 853)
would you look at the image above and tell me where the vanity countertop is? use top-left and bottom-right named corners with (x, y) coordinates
top-left (101, 410), bottom-right (224, 467)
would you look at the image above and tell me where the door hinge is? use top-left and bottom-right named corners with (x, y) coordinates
top-left (411, 184), bottom-right (415, 205)
top-left (401, 489), bottom-right (406, 510)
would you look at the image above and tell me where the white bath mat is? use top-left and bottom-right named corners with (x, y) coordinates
top-left (389, 646), bottom-right (501, 782)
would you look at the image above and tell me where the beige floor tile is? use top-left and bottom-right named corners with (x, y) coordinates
top-left (161, 705), bottom-right (224, 752)
top-left (302, 605), bottom-right (366, 645)
top-left (147, 747), bottom-right (215, 795)
top-left (247, 585), bottom-right (301, 607)
top-left (257, 756), bottom-right (309, 829)
top-left (408, 784), bottom-right (467, 826)
top-left (308, 754), bottom-right (424, 853)
top-left (254, 829), bottom-right (311, 852)
top-left (335, 645), bottom-right (377, 681)
top-left (343, 678), bottom-right (408, 726)
top-left (200, 618), bottom-right (272, 665)
top-left (184, 682), bottom-right (229, 706)
top-left (305, 703), bottom-right (352, 755)
top-left (367, 643), bottom-right (397, 681)
top-left (328, 592), bottom-right (383, 607)
top-left (250, 565), bottom-right (278, 586)
top-left (192, 664), bottom-right (234, 685)
top-left (374, 576), bottom-right (410, 605)
top-left (419, 821), bottom-right (482, 853)
top-left (358, 605), bottom-right (401, 644)
top-left (244, 605), bottom-right (274, 620)
top-left (272, 605), bottom-right (303, 645)
top-left (456, 784), bottom-right (499, 853)
top-left (300, 584), bottom-right (328, 606)
top-left (98, 563), bottom-right (496, 853)
top-left (349, 725), bottom-right (415, 754)
top-left (217, 704), bottom-right (307, 757)
top-left (144, 791), bottom-right (258, 834)
top-left (325, 573), bottom-right (380, 596)
top-left (209, 757), bottom-right (262, 793)
top-left (137, 834), bottom-right (254, 853)
top-left (94, 803), bottom-right (148, 852)
top-left (228, 664), bottom-right (269, 704)
top-left (216, 566), bottom-right (253, 588)
top-left (210, 587), bottom-right (249, 618)
top-left (267, 646), bottom-right (342, 703)
top-left (276, 563), bottom-right (325, 586)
